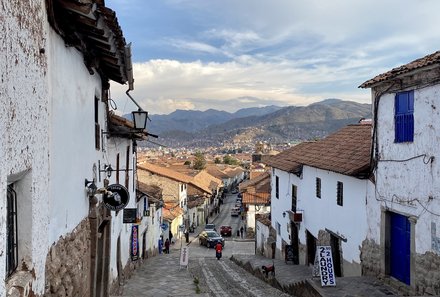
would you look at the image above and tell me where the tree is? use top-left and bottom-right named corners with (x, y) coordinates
top-left (214, 157), bottom-right (221, 164)
top-left (183, 160), bottom-right (191, 165)
top-left (223, 155), bottom-right (239, 165)
top-left (193, 151), bottom-right (206, 170)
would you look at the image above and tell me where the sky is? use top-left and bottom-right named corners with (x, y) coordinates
top-left (106, 0), bottom-right (440, 115)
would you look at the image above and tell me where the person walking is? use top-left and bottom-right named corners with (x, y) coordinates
top-left (240, 226), bottom-right (244, 238)
top-left (164, 238), bottom-right (170, 254)
top-left (215, 242), bottom-right (223, 260)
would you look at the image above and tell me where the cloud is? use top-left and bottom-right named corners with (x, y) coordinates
top-left (106, 0), bottom-right (440, 115)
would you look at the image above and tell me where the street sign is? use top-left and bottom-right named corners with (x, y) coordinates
top-left (179, 246), bottom-right (189, 269)
top-left (317, 246), bottom-right (336, 287)
top-left (123, 208), bottom-right (137, 223)
top-left (103, 184), bottom-right (130, 211)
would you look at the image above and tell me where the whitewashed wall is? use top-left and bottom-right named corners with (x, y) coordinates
top-left (105, 138), bottom-right (137, 281)
top-left (298, 166), bottom-right (370, 264)
top-left (271, 166), bottom-right (371, 268)
top-left (48, 29), bottom-right (103, 243)
top-left (0, 1), bottom-right (49, 295)
top-left (372, 87), bottom-right (440, 254)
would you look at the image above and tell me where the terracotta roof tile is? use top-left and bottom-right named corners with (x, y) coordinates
top-left (360, 50), bottom-right (440, 88)
top-left (138, 163), bottom-right (193, 184)
top-left (264, 124), bottom-right (371, 178)
top-left (242, 192), bottom-right (270, 205)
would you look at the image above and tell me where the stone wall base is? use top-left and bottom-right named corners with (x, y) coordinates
top-left (44, 219), bottom-right (91, 297)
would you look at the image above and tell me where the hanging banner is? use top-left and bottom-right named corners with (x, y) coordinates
top-left (317, 246), bottom-right (336, 286)
top-left (131, 225), bottom-right (139, 261)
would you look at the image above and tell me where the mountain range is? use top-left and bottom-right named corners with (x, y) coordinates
top-left (141, 99), bottom-right (372, 149)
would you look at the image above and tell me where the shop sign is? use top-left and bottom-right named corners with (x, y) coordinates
top-left (103, 184), bottom-right (130, 211)
top-left (123, 208), bottom-right (137, 223)
top-left (316, 246), bottom-right (336, 287)
top-left (131, 225), bottom-right (139, 261)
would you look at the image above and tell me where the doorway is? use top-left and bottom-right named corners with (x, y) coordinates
top-left (306, 230), bottom-right (317, 265)
top-left (388, 212), bottom-right (411, 285)
top-left (290, 222), bottom-right (299, 264)
top-left (330, 234), bottom-right (342, 277)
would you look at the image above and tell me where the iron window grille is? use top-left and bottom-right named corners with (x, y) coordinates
top-left (291, 184), bottom-right (297, 212)
top-left (336, 181), bottom-right (343, 206)
top-left (316, 177), bottom-right (321, 198)
top-left (6, 185), bottom-right (18, 277)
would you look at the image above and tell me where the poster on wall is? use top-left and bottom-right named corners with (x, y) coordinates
top-left (131, 225), bottom-right (139, 261)
top-left (316, 246), bottom-right (336, 287)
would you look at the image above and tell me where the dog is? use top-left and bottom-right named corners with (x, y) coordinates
top-left (261, 261), bottom-right (275, 277)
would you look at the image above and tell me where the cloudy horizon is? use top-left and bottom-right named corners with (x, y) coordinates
top-left (107, 0), bottom-right (440, 115)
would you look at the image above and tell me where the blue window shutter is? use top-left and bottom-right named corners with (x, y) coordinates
top-left (395, 91), bottom-right (414, 143)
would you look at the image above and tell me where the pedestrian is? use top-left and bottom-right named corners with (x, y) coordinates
top-left (164, 238), bottom-right (170, 254)
top-left (236, 229), bottom-right (240, 237)
top-left (158, 236), bottom-right (163, 254)
top-left (215, 242), bottom-right (223, 260)
top-left (184, 229), bottom-right (189, 243)
top-left (240, 226), bottom-right (244, 238)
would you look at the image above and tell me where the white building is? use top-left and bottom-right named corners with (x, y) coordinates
top-left (265, 124), bottom-right (373, 276)
top-left (1, 1), bottom-right (149, 295)
top-left (360, 50), bottom-right (440, 296)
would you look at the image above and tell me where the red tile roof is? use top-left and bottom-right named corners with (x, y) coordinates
top-left (264, 124), bottom-right (371, 178)
top-left (360, 50), bottom-right (440, 88)
top-left (242, 192), bottom-right (270, 205)
top-left (138, 163), bottom-right (212, 194)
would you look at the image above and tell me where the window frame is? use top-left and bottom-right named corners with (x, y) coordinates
top-left (394, 90), bottom-right (414, 143)
top-left (291, 184), bottom-right (297, 212)
top-left (336, 181), bottom-right (343, 206)
top-left (6, 185), bottom-right (18, 277)
top-left (316, 177), bottom-right (321, 199)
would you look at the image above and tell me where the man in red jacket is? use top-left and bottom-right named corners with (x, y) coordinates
top-left (215, 242), bottom-right (222, 260)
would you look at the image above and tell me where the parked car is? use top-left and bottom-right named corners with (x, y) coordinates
top-left (220, 225), bottom-right (232, 237)
top-left (231, 207), bottom-right (240, 216)
top-left (231, 188), bottom-right (238, 194)
top-left (199, 230), bottom-right (225, 248)
top-left (238, 192), bottom-right (242, 198)
top-left (204, 223), bottom-right (216, 231)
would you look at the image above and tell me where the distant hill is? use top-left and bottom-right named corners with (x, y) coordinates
top-left (147, 105), bottom-right (283, 133)
top-left (142, 99), bottom-right (371, 148)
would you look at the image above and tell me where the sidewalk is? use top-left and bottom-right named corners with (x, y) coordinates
top-left (231, 254), bottom-right (407, 297)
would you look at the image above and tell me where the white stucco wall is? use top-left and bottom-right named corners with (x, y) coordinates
top-left (373, 87), bottom-right (440, 254)
top-left (48, 29), bottom-right (103, 243)
top-left (0, 0), bottom-right (49, 295)
top-left (271, 166), bottom-right (371, 265)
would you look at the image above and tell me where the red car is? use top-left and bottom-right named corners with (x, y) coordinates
top-left (220, 225), bottom-right (232, 237)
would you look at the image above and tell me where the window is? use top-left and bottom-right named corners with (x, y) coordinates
top-left (276, 222), bottom-right (281, 235)
top-left (316, 178), bottom-right (321, 198)
top-left (291, 185), bottom-right (297, 212)
top-left (395, 91), bottom-right (414, 143)
top-left (336, 181), bottom-right (343, 206)
top-left (6, 185), bottom-right (18, 277)
top-left (94, 96), bottom-right (100, 150)
top-left (275, 176), bottom-right (279, 199)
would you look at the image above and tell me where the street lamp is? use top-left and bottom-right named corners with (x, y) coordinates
top-left (132, 109), bottom-right (148, 131)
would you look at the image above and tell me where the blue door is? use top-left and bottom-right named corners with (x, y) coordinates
top-left (390, 212), bottom-right (411, 285)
